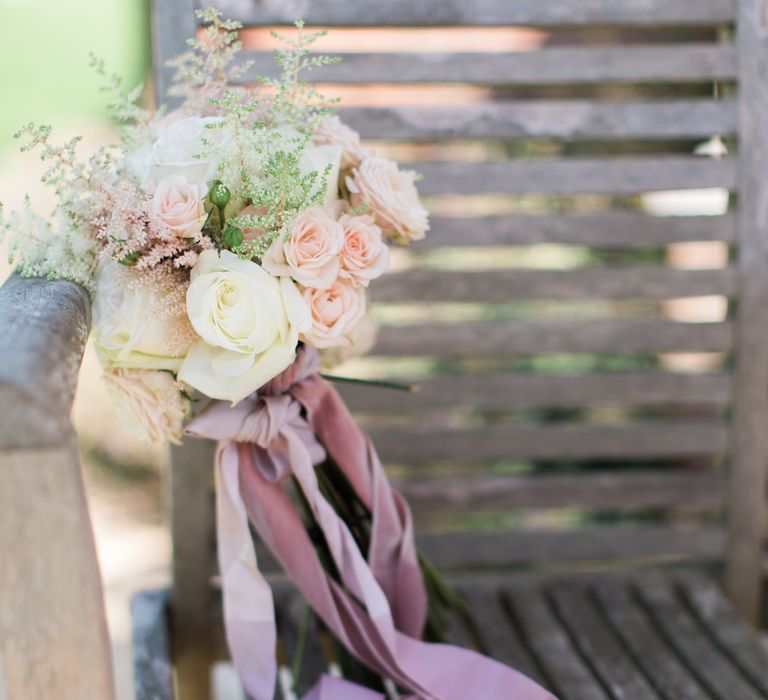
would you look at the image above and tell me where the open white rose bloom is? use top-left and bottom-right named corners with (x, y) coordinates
top-left (1, 12), bottom-right (428, 444)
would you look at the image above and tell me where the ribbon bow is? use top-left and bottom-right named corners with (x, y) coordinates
top-left (187, 347), bottom-right (555, 700)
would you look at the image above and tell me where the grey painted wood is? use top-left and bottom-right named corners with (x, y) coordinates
top-left (725, 0), bottom-right (768, 625)
top-left (0, 442), bottom-right (116, 700)
top-left (415, 157), bottom-right (735, 196)
top-left (375, 318), bottom-right (733, 357)
top-left (417, 526), bottom-right (723, 569)
top-left (634, 573), bottom-right (764, 700)
top-left (459, 584), bottom-right (545, 685)
top-left (151, 0), bottom-right (197, 106)
top-left (170, 438), bottom-right (217, 700)
top-left (238, 44), bottom-right (736, 85)
top-left (0, 274), bottom-right (90, 449)
top-left (202, 0), bottom-right (735, 26)
top-left (338, 371), bottom-right (731, 413)
top-left (549, 583), bottom-right (659, 700)
top-left (419, 213), bottom-right (736, 248)
top-left (397, 471), bottom-right (724, 514)
top-left (676, 571), bottom-right (768, 696)
top-left (342, 100), bottom-right (738, 141)
top-left (372, 267), bottom-right (737, 303)
top-left (593, 579), bottom-right (711, 700)
top-left (504, 587), bottom-right (611, 700)
top-left (131, 590), bottom-right (173, 700)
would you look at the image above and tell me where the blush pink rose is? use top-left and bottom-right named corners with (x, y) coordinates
top-left (339, 214), bottom-right (389, 287)
top-left (346, 155), bottom-right (429, 244)
top-left (312, 115), bottom-right (370, 171)
top-left (262, 206), bottom-right (344, 290)
top-left (300, 278), bottom-right (367, 349)
top-left (151, 174), bottom-right (206, 237)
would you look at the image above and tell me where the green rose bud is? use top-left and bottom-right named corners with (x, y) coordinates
top-left (208, 180), bottom-right (231, 210)
top-left (223, 226), bottom-right (244, 249)
top-left (118, 250), bottom-right (141, 266)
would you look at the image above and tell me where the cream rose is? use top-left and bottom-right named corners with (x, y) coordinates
top-left (93, 261), bottom-right (194, 371)
top-left (320, 310), bottom-right (379, 369)
top-left (300, 278), bottom-right (367, 349)
top-left (346, 155), bottom-right (429, 244)
top-left (104, 369), bottom-right (188, 444)
top-left (151, 175), bottom-right (207, 237)
top-left (313, 115), bottom-right (369, 172)
top-left (143, 116), bottom-right (232, 189)
top-left (178, 250), bottom-right (311, 404)
top-left (262, 207), bottom-right (344, 290)
top-left (339, 214), bottom-right (389, 287)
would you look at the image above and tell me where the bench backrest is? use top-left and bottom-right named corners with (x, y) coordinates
top-left (153, 0), bottom-right (768, 628)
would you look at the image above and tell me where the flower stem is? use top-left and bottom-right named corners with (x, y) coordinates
top-left (320, 374), bottom-right (419, 393)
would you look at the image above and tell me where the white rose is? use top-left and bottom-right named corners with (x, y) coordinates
top-left (178, 250), bottom-right (311, 404)
top-left (104, 369), bottom-right (188, 444)
top-left (143, 116), bottom-right (232, 189)
top-left (93, 261), bottom-right (194, 371)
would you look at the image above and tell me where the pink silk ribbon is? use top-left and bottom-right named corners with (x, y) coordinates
top-left (187, 347), bottom-right (556, 700)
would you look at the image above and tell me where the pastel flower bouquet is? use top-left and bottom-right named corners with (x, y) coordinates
top-left (1, 11), bottom-right (553, 700)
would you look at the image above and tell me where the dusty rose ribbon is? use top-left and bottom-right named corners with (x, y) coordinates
top-left (187, 347), bottom-right (556, 700)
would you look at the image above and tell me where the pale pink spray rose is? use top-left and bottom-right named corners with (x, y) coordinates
top-left (104, 368), bottom-right (188, 444)
top-left (262, 207), bottom-right (344, 290)
top-left (300, 278), bottom-right (367, 349)
top-left (320, 310), bottom-right (379, 369)
top-left (338, 214), bottom-right (389, 287)
top-left (346, 155), bottom-right (429, 244)
top-left (312, 115), bottom-right (370, 172)
top-left (151, 175), bottom-right (207, 237)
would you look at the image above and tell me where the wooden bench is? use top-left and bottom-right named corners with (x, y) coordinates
top-left (4, 1), bottom-right (768, 699)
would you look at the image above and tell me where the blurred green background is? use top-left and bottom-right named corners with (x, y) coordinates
top-left (0, 0), bottom-right (150, 156)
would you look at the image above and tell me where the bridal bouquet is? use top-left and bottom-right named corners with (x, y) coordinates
top-left (1, 11), bottom-right (553, 700)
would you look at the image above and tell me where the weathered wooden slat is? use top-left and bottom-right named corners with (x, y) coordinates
top-left (342, 100), bottom-right (738, 141)
top-left (634, 574), bottom-right (765, 700)
top-left (397, 471), bottom-right (724, 513)
top-left (676, 571), bottom-right (768, 696)
top-left (725, 0), bottom-right (768, 625)
top-left (458, 585), bottom-right (546, 685)
top-left (417, 526), bottom-right (723, 569)
top-left (504, 587), bottom-right (611, 700)
top-left (548, 584), bottom-right (659, 700)
top-left (372, 421), bottom-right (728, 463)
top-left (238, 45), bottom-right (736, 85)
top-left (419, 213), bottom-right (736, 248)
top-left (131, 590), bottom-right (173, 700)
top-left (204, 0), bottom-right (735, 26)
top-left (339, 371), bottom-right (731, 412)
top-left (593, 579), bottom-right (710, 700)
top-left (372, 267), bottom-right (736, 303)
top-left (151, 0), bottom-right (197, 106)
top-left (0, 274), bottom-right (91, 448)
top-left (415, 157), bottom-right (736, 196)
top-left (374, 319), bottom-right (733, 356)
top-left (170, 438), bottom-right (217, 700)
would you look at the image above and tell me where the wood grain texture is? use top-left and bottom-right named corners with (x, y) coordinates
top-left (238, 44), bottom-right (737, 85)
top-left (725, 0), bottom-right (768, 625)
top-left (202, 0), bottom-right (735, 26)
top-left (370, 420), bottom-right (728, 463)
top-left (372, 266), bottom-right (737, 303)
top-left (0, 443), bottom-right (115, 700)
top-left (338, 371), bottom-right (731, 412)
top-left (131, 590), bottom-right (173, 700)
top-left (0, 274), bottom-right (90, 449)
top-left (415, 157), bottom-right (736, 195)
top-left (397, 471), bottom-right (724, 513)
top-left (418, 526), bottom-right (723, 569)
top-left (374, 318), bottom-right (733, 356)
top-left (151, 0), bottom-right (197, 106)
top-left (419, 212), bottom-right (736, 248)
top-left (341, 100), bottom-right (738, 141)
